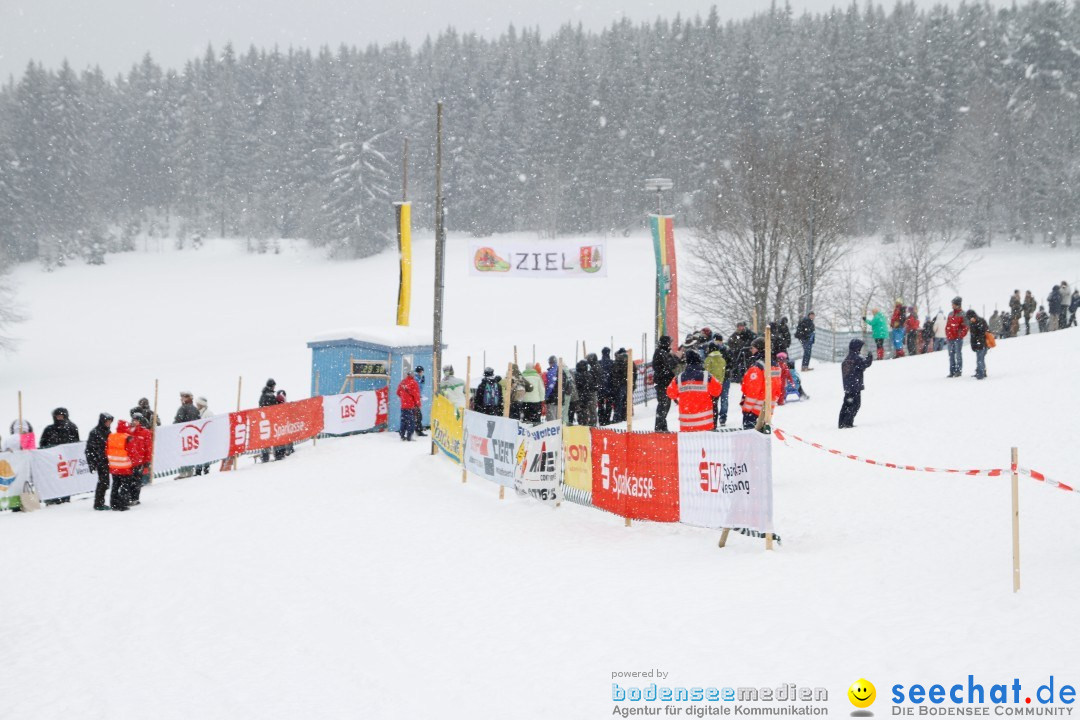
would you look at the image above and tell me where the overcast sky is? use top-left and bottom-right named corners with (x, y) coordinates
top-left (1, 0), bottom-right (981, 83)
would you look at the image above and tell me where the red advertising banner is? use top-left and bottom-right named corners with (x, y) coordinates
top-left (229, 397), bottom-right (325, 455)
top-left (590, 429), bottom-right (680, 522)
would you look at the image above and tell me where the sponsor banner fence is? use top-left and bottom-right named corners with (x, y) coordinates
top-left (463, 411), bottom-right (520, 487)
top-left (431, 396), bottom-right (464, 463)
top-left (29, 442), bottom-right (95, 501)
top-left (230, 397), bottom-right (324, 455)
top-left (321, 388), bottom-right (388, 437)
top-left (514, 421), bottom-right (563, 504)
top-left (591, 429), bottom-right (680, 522)
top-left (561, 426), bottom-right (593, 506)
top-left (152, 415), bottom-right (231, 472)
top-left (677, 430), bottom-right (773, 534)
top-left (0, 451), bottom-right (29, 510)
top-left (633, 362), bottom-right (657, 405)
top-left (469, 240), bottom-right (607, 278)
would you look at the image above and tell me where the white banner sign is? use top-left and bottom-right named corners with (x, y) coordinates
top-left (463, 411), bottom-right (520, 487)
top-left (322, 391), bottom-right (382, 436)
top-left (152, 415), bottom-right (231, 472)
top-left (469, 241), bottom-right (607, 278)
top-left (0, 451), bottom-right (30, 509)
top-left (677, 430), bottom-right (773, 533)
top-left (514, 421), bottom-right (563, 504)
top-left (29, 442), bottom-right (96, 501)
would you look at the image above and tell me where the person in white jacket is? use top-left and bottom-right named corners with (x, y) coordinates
top-left (932, 311), bottom-right (946, 352)
top-left (440, 366), bottom-right (466, 408)
top-left (193, 397), bottom-right (213, 476)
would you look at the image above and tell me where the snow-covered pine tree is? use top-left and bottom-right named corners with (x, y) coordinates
top-left (321, 112), bottom-right (393, 258)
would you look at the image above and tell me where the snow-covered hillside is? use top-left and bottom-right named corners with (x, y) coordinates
top-left (2, 235), bottom-right (1079, 719)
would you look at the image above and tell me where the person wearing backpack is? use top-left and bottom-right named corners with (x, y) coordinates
top-left (473, 368), bottom-right (503, 416)
top-left (966, 310), bottom-right (990, 380)
top-left (794, 313), bottom-right (815, 370)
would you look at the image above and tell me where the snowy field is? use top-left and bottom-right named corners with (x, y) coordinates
top-left (2, 233), bottom-right (1079, 719)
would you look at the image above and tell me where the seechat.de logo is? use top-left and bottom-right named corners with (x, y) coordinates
top-left (849, 678), bottom-right (877, 714)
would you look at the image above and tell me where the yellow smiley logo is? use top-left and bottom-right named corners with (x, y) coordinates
top-left (848, 679), bottom-right (876, 709)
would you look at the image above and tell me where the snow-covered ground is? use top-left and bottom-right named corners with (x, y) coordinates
top-left (1, 234), bottom-right (1079, 719)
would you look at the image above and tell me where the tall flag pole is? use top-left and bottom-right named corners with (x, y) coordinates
top-left (432, 102), bottom-right (446, 455)
top-left (395, 138), bottom-right (411, 326)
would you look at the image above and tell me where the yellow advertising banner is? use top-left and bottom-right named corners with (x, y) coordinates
top-left (561, 425), bottom-right (592, 493)
top-left (395, 201), bottom-right (412, 326)
top-left (431, 395), bottom-right (464, 464)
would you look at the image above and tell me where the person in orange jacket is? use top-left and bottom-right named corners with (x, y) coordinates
top-left (106, 420), bottom-right (135, 511)
top-left (665, 350), bottom-right (722, 432)
top-left (740, 338), bottom-right (783, 429)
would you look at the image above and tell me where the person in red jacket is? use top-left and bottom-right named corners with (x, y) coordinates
top-left (396, 373), bottom-right (422, 441)
top-left (107, 420), bottom-right (135, 511)
top-left (945, 296), bottom-right (969, 378)
top-left (904, 306), bottom-right (921, 355)
top-left (740, 338), bottom-right (784, 429)
top-left (666, 350), bottom-right (722, 432)
top-left (127, 414), bottom-right (154, 506)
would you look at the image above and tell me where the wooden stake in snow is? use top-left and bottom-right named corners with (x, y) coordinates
top-left (556, 357), bottom-right (564, 427)
top-left (1012, 446), bottom-right (1021, 593)
top-left (146, 379), bottom-right (159, 483)
top-left (500, 361), bottom-right (513, 500)
top-left (462, 356), bottom-right (471, 484)
top-left (221, 376), bottom-right (243, 472)
top-left (642, 332), bottom-right (648, 407)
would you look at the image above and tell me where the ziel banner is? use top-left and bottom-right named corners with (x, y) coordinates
top-left (230, 397), bottom-right (325, 455)
top-left (469, 240), bottom-right (606, 278)
top-left (591, 429), bottom-right (680, 522)
top-left (462, 411), bottom-right (519, 487)
top-left (29, 442), bottom-right (96, 501)
top-left (321, 389), bottom-right (388, 436)
top-left (431, 395), bottom-right (464, 463)
top-left (153, 416), bottom-right (231, 472)
top-left (677, 430), bottom-right (773, 534)
top-left (0, 451), bottom-right (29, 510)
top-left (514, 421), bottom-right (562, 504)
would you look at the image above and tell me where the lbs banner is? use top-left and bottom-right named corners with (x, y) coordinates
top-left (153, 416), bottom-right (231, 472)
top-left (0, 451), bottom-right (29, 510)
top-left (29, 442), bottom-right (96, 501)
top-left (514, 421), bottom-right (562, 504)
top-left (462, 411), bottom-right (519, 487)
top-left (230, 397), bottom-right (325, 455)
top-left (591, 429), bottom-right (680, 522)
top-left (321, 389), bottom-right (388, 436)
top-left (469, 240), bottom-right (607, 278)
top-left (677, 430), bottom-right (773, 534)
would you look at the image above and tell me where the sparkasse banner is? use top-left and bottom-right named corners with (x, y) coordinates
top-left (590, 429), bottom-right (679, 522)
top-left (677, 430), bottom-right (773, 534)
top-left (469, 240), bottom-right (607, 278)
top-left (153, 416), bottom-right (231, 472)
top-left (230, 397), bottom-right (324, 455)
top-left (29, 442), bottom-right (96, 501)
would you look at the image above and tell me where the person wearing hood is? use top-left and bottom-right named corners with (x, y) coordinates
top-left (41, 407), bottom-right (80, 504)
top-left (127, 413), bottom-right (154, 504)
top-left (966, 309), bottom-right (989, 380)
top-left (258, 380), bottom-right (279, 462)
top-left (839, 339), bottom-right (873, 429)
top-left (703, 342), bottom-right (728, 427)
top-left (944, 297), bottom-right (968, 377)
top-left (412, 366), bottom-right (427, 437)
top-left (521, 363), bottom-right (545, 425)
top-left (136, 397), bottom-right (160, 426)
top-left (174, 392), bottom-right (200, 477)
top-left (396, 370), bottom-right (422, 441)
top-left (596, 347), bottom-right (616, 425)
top-left (107, 420), bottom-right (136, 511)
top-left (3, 419), bottom-right (35, 452)
top-left (1048, 285), bottom-right (1063, 331)
top-left (440, 365), bottom-right (466, 408)
top-left (652, 335), bottom-right (679, 432)
top-left (543, 356), bottom-right (560, 421)
top-left (194, 397), bottom-right (213, 476)
top-left (85, 413), bottom-right (114, 510)
top-left (612, 348), bottom-right (636, 424)
top-left (740, 338), bottom-right (783, 429)
top-left (775, 317), bottom-right (792, 355)
top-left (727, 322), bottom-right (757, 380)
top-left (472, 368), bottom-right (504, 416)
top-left (665, 350), bottom-right (722, 432)
top-left (863, 309), bottom-right (888, 360)
top-left (574, 359), bottom-right (598, 427)
top-left (794, 313), bottom-right (816, 371)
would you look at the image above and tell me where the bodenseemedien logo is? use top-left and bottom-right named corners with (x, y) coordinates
top-left (849, 678), bottom-right (877, 715)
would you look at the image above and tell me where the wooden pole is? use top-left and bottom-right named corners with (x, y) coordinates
top-left (513, 345), bottom-right (518, 367)
top-left (1011, 446), bottom-right (1021, 593)
top-left (642, 333), bottom-right (648, 407)
top-left (625, 349), bottom-right (634, 431)
top-left (582, 341), bottom-right (588, 357)
top-left (236, 376), bottom-right (243, 412)
top-left (147, 379), bottom-right (159, 483)
top-left (462, 357), bottom-right (471, 483)
top-left (223, 376), bottom-right (243, 472)
top-left (500, 362), bottom-right (513, 500)
top-left (575, 341), bottom-right (579, 364)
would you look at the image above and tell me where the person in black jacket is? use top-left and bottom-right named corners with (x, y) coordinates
top-left (577, 358), bottom-right (599, 427)
top-left (794, 313), bottom-right (816, 370)
top-left (597, 347), bottom-right (615, 425)
top-left (472, 368), bottom-right (504, 416)
top-left (174, 392), bottom-right (201, 476)
top-left (136, 397), bottom-right (160, 426)
top-left (85, 413), bottom-right (114, 511)
top-left (966, 310), bottom-right (989, 380)
top-left (775, 317), bottom-right (792, 355)
top-left (258, 380), bottom-right (279, 462)
top-left (727, 322), bottom-right (757, 382)
top-left (40, 407), bottom-right (81, 504)
top-left (839, 339), bottom-right (873, 429)
top-left (652, 335), bottom-right (680, 432)
top-left (611, 348), bottom-right (636, 424)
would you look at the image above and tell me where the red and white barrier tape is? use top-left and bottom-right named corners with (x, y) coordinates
top-left (772, 427), bottom-right (1077, 494)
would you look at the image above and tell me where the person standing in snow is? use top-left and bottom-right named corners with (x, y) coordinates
top-left (932, 311), bottom-right (946, 351)
top-left (774, 317), bottom-right (792, 356)
top-left (704, 342), bottom-right (728, 427)
top-left (440, 365), bottom-right (466, 408)
top-left (739, 338), bottom-right (783, 430)
top-left (3, 420), bottom-right (34, 452)
top-left (988, 310), bottom-right (1002, 338)
top-left (727, 321), bottom-right (756, 380)
top-left (135, 397), bottom-right (160, 426)
top-left (1009, 290), bottom-right (1023, 337)
top-left (520, 363), bottom-right (545, 425)
top-left (863, 309), bottom-right (888, 360)
top-left (1036, 305), bottom-right (1050, 333)
top-left (543, 356), bottom-right (560, 421)
top-left (258, 379), bottom-right (279, 463)
top-left (612, 348), bottom-right (635, 424)
top-left (966, 310), bottom-right (990, 380)
top-left (665, 350), bottom-right (722, 432)
top-left (574, 359), bottom-right (598, 427)
top-left (1048, 285), bottom-right (1063, 331)
top-left (839, 339), bottom-right (873, 429)
top-left (1022, 291), bottom-right (1036, 335)
top-left (794, 312), bottom-right (816, 371)
top-left (651, 336), bottom-right (679, 432)
top-left (127, 414), bottom-right (153, 504)
top-left (1059, 282), bottom-right (1072, 330)
top-left (396, 371), bottom-right (422, 441)
top-left (905, 306), bottom-right (921, 355)
top-left (411, 366), bottom-right (427, 437)
top-left (597, 347), bottom-right (615, 426)
top-left (889, 300), bottom-right (907, 357)
top-left (945, 297), bottom-right (968, 377)
top-left (40, 407), bottom-right (80, 504)
top-left (174, 392), bottom-right (200, 477)
top-left (85, 413), bottom-right (114, 511)
top-left (1070, 290), bottom-right (1079, 327)
top-left (193, 397), bottom-right (213, 476)
top-left (472, 368), bottom-right (504, 416)
top-left (107, 420), bottom-right (135, 511)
